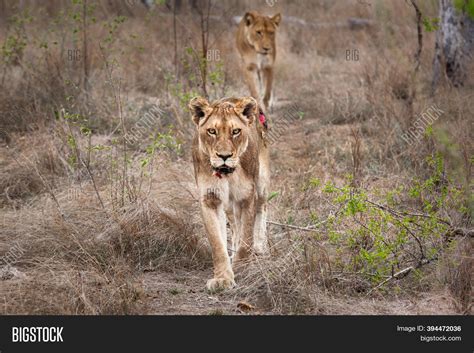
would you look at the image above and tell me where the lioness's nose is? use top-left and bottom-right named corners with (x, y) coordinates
top-left (216, 152), bottom-right (233, 161)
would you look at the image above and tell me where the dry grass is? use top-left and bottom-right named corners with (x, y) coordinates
top-left (0, 0), bottom-right (472, 314)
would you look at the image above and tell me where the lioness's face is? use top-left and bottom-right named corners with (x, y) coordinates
top-left (244, 12), bottom-right (281, 55)
top-left (189, 97), bottom-right (257, 175)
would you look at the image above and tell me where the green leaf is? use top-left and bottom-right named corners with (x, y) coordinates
top-left (267, 191), bottom-right (279, 202)
top-left (422, 17), bottom-right (439, 32)
top-left (309, 177), bottom-right (321, 188)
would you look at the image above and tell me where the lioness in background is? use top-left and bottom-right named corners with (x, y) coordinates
top-left (189, 96), bottom-right (270, 291)
top-left (236, 11), bottom-right (281, 112)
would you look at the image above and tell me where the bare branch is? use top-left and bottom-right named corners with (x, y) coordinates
top-left (267, 219), bottom-right (331, 232)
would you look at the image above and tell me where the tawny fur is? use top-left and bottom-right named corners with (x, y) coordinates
top-left (189, 96), bottom-right (270, 291)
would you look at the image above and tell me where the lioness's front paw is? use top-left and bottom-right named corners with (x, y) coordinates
top-left (206, 277), bottom-right (236, 292)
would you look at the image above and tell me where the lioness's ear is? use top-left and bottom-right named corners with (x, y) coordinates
top-left (244, 11), bottom-right (257, 26)
top-left (235, 97), bottom-right (258, 124)
top-left (189, 96), bottom-right (210, 125)
top-left (271, 13), bottom-right (281, 27)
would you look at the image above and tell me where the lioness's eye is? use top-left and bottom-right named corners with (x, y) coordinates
top-left (207, 128), bottom-right (216, 135)
top-left (256, 31), bottom-right (262, 35)
top-left (232, 129), bottom-right (241, 135)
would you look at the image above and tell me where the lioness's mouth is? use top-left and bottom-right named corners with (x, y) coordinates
top-left (213, 165), bottom-right (235, 175)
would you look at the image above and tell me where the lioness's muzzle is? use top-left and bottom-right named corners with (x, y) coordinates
top-left (213, 165), bottom-right (235, 175)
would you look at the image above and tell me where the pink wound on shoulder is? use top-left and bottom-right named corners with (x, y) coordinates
top-left (259, 113), bottom-right (266, 125)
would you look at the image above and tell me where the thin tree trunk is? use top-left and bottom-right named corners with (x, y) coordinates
top-left (432, 0), bottom-right (473, 93)
top-left (173, 0), bottom-right (178, 78)
top-left (82, 0), bottom-right (89, 94)
top-left (199, 0), bottom-right (211, 98)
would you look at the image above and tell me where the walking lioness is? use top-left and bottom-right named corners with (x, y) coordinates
top-left (236, 11), bottom-right (281, 111)
top-left (190, 96), bottom-right (270, 291)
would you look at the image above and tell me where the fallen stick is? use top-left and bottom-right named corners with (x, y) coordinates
top-left (366, 266), bottom-right (414, 296)
top-left (366, 257), bottom-right (433, 296)
top-left (266, 219), bottom-right (329, 232)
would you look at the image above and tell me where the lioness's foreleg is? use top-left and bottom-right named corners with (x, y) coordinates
top-left (200, 194), bottom-right (235, 291)
top-left (262, 66), bottom-right (274, 111)
top-left (257, 69), bottom-right (263, 93)
top-left (243, 63), bottom-right (260, 102)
